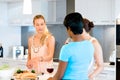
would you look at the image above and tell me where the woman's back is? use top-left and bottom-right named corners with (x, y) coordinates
top-left (59, 40), bottom-right (94, 79)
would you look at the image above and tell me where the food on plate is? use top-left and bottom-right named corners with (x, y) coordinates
top-left (16, 69), bottom-right (23, 74)
top-left (14, 69), bottom-right (37, 79)
top-left (21, 72), bottom-right (37, 79)
top-left (31, 69), bottom-right (35, 73)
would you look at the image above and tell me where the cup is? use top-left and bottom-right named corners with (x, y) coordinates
top-left (46, 63), bottom-right (54, 76)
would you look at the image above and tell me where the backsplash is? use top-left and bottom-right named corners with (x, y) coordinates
top-left (21, 24), bottom-right (115, 62)
top-left (21, 24), bottom-right (68, 58)
top-left (92, 25), bottom-right (115, 62)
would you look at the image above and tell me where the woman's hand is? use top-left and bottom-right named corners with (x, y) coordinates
top-left (89, 74), bottom-right (95, 80)
top-left (26, 60), bottom-right (33, 69)
top-left (47, 77), bottom-right (53, 80)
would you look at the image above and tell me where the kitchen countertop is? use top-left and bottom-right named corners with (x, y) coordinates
top-left (95, 63), bottom-right (115, 80)
top-left (37, 63), bottom-right (115, 80)
top-left (0, 58), bottom-right (115, 80)
top-left (33, 63), bottom-right (116, 80)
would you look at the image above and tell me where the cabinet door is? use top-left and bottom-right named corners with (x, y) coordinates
top-left (56, 0), bottom-right (66, 23)
top-left (8, 1), bottom-right (33, 25)
top-left (115, 0), bottom-right (120, 19)
top-left (47, 0), bottom-right (66, 23)
top-left (75, 0), bottom-right (113, 25)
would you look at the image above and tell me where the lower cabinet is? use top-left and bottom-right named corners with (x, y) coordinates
top-left (116, 58), bottom-right (120, 80)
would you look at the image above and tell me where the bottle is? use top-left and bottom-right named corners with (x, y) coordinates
top-left (0, 43), bottom-right (3, 57)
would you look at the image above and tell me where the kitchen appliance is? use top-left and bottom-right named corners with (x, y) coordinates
top-left (116, 58), bottom-right (120, 80)
top-left (0, 43), bottom-right (3, 57)
top-left (109, 49), bottom-right (115, 65)
top-left (116, 24), bottom-right (120, 45)
top-left (13, 46), bottom-right (24, 59)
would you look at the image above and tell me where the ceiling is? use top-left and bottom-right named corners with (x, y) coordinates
top-left (0, 0), bottom-right (23, 2)
top-left (0, 0), bottom-right (54, 3)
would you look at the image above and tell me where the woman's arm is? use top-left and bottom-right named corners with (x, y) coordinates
top-left (48, 60), bottom-right (67, 80)
top-left (26, 37), bottom-right (32, 69)
top-left (27, 37), bottom-right (32, 61)
top-left (42, 35), bottom-right (55, 61)
top-left (89, 39), bottom-right (104, 80)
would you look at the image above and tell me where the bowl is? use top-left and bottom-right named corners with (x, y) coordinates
top-left (0, 68), bottom-right (15, 80)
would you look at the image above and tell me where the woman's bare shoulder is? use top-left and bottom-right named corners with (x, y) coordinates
top-left (90, 37), bottom-right (101, 48)
top-left (91, 37), bottom-right (98, 43)
top-left (28, 36), bottom-right (34, 42)
top-left (47, 35), bottom-right (55, 41)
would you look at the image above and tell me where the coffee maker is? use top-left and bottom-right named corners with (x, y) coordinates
top-left (13, 46), bottom-right (24, 59)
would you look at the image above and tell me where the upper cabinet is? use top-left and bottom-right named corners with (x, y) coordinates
top-left (115, 0), bottom-right (120, 19)
top-left (55, 0), bottom-right (66, 24)
top-left (1, 0), bottom-right (115, 25)
top-left (115, 0), bottom-right (120, 24)
top-left (75, 0), bottom-right (115, 25)
top-left (7, 0), bottom-right (66, 26)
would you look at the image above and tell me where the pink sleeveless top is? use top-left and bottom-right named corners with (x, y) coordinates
top-left (31, 35), bottom-right (53, 74)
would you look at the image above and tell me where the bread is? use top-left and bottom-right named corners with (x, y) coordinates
top-left (14, 70), bottom-right (37, 80)
top-left (21, 72), bottom-right (37, 79)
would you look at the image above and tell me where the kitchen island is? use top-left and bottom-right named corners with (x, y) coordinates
top-left (0, 58), bottom-right (115, 80)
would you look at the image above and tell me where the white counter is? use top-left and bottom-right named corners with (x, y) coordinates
top-left (95, 63), bottom-right (115, 80)
top-left (0, 58), bottom-right (115, 80)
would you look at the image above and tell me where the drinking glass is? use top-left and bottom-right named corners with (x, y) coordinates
top-left (46, 63), bottom-right (54, 76)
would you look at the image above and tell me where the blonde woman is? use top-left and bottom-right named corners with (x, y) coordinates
top-left (26, 14), bottom-right (55, 74)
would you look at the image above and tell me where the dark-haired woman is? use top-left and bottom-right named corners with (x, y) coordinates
top-left (48, 12), bottom-right (100, 80)
top-left (65, 18), bottom-right (104, 78)
top-left (64, 18), bottom-right (103, 80)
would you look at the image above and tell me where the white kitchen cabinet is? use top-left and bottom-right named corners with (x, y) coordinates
top-left (75, 0), bottom-right (115, 25)
top-left (8, 1), bottom-right (32, 26)
top-left (115, 0), bottom-right (120, 19)
top-left (55, 0), bottom-right (66, 24)
top-left (7, 0), bottom-right (66, 26)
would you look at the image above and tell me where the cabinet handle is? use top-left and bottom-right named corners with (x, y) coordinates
top-left (92, 21), bottom-right (96, 23)
top-left (101, 20), bottom-right (110, 22)
top-left (117, 59), bottom-right (120, 62)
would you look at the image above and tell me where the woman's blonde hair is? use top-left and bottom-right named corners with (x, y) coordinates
top-left (33, 14), bottom-right (52, 45)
